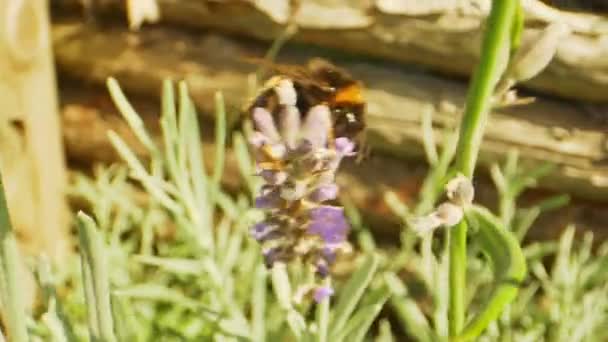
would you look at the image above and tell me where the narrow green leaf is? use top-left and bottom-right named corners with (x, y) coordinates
top-left (110, 294), bottom-right (142, 342)
top-left (233, 131), bottom-right (260, 195)
top-left (285, 310), bottom-right (306, 340)
top-left (385, 273), bottom-right (434, 342)
top-left (315, 278), bottom-right (331, 342)
top-left (107, 131), bottom-right (181, 213)
top-left (217, 315), bottom-right (251, 339)
top-left (0, 174), bottom-right (28, 342)
top-left (132, 255), bottom-right (204, 275)
top-left (212, 91), bottom-right (227, 194)
top-left (251, 263), bottom-right (267, 342)
top-left (329, 254), bottom-right (379, 336)
top-left (41, 298), bottom-right (68, 342)
top-left (375, 319), bottom-right (394, 342)
top-left (113, 284), bottom-right (215, 313)
top-left (421, 105), bottom-right (438, 166)
top-left (77, 212), bottom-right (117, 342)
top-left (271, 263), bottom-right (292, 310)
top-left (457, 206), bottom-right (527, 341)
top-left (344, 286), bottom-right (391, 342)
top-left (36, 257), bottom-right (77, 342)
top-left (106, 78), bottom-right (157, 153)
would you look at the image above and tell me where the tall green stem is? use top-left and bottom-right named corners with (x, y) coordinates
top-left (449, 1), bottom-right (518, 336)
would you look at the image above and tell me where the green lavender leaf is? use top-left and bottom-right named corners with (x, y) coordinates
top-left (457, 206), bottom-right (526, 341)
top-left (329, 254), bottom-right (379, 337)
top-left (77, 212), bottom-right (117, 342)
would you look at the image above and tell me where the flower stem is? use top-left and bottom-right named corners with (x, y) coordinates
top-left (449, 0), bottom-right (519, 336)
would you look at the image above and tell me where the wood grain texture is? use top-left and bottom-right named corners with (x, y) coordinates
top-left (51, 20), bottom-right (608, 200)
top-left (55, 0), bottom-right (608, 103)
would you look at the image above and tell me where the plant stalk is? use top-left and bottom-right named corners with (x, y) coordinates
top-left (449, 0), bottom-right (519, 336)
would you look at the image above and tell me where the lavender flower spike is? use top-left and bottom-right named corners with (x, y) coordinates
top-left (248, 89), bottom-right (357, 298)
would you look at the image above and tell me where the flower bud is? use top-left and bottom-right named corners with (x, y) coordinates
top-left (436, 202), bottom-right (464, 227)
top-left (446, 174), bottom-right (474, 207)
top-left (509, 22), bottom-right (570, 83)
top-left (410, 213), bottom-right (442, 235)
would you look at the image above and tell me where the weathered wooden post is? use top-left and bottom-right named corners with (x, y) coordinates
top-left (0, 0), bottom-right (69, 266)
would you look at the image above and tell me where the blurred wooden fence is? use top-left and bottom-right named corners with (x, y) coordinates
top-left (1, 0), bottom-right (68, 262)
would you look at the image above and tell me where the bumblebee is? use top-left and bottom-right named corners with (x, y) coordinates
top-left (244, 58), bottom-right (366, 146)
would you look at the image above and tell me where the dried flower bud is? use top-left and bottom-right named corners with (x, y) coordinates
top-left (509, 22), bottom-right (570, 83)
top-left (410, 213), bottom-right (442, 235)
top-left (446, 174), bottom-right (474, 207)
top-left (436, 202), bottom-right (464, 227)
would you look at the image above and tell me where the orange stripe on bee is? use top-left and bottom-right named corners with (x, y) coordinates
top-left (332, 84), bottom-right (363, 104)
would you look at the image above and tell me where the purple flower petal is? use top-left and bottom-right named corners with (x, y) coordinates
top-left (302, 105), bottom-right (331, 148)
top-left (255, 187), bottom-right (282, 209)
top-left (309, 183), bottom-right (339, 202)
top-left (335, 137), bottom-right (356, 156)
top-left (259, 170), bottom-right (287, 185)
top-left (315, 260), bottom-right (330, 278)
top-left (313, 286), bottom-right (334, 303)
top-left (252, 107), bottom-right (280, 141)
top-left (321, 247), bottom-right (337, 264)
top-left (250, 221), bottom-right (279, 241)
top-left (308, 206), bottom-right (349, 244)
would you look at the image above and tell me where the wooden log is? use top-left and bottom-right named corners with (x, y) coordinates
top-left (51, 21), bottom-right (608, 201)
top-left (55, 0), bottom-right (608, 103)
